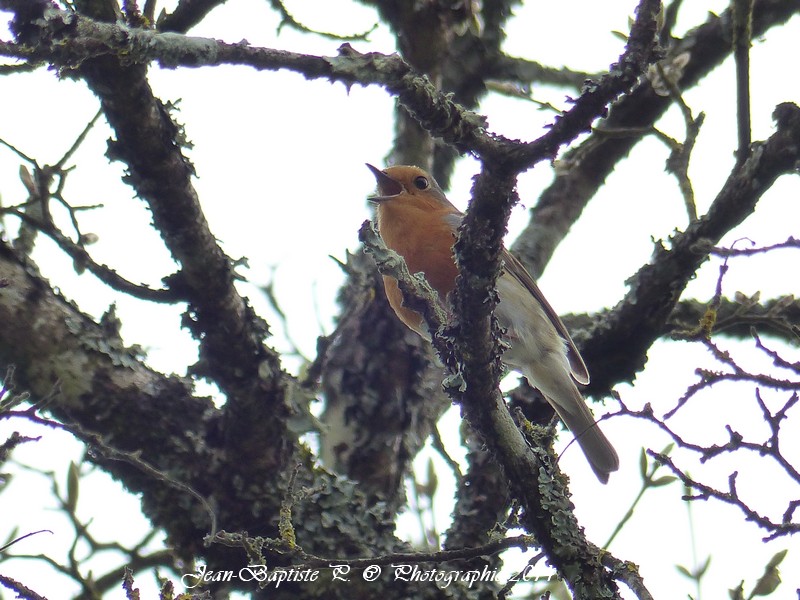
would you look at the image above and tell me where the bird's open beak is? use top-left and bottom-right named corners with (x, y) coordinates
top-left (366, 163), bottom-right (403, 201)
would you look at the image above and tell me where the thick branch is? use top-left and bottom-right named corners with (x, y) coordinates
top-left (581, 104), bottom-right (800, 395)
top-left (2, 0), bottom-right (298, 476)
top-left (354, 3), bottom-right (661, 596)
top-left (452, 167), bottom-right (626, 599)
top-left (513, 0), bottom-right (800, 277)
top-left (561, 295), bottom-right (800, 348)
top-left (0, 1), bottom-right (656, 171)
top-left (667, 296), bottom-right (800, 340)
top-left (733, 0), bottom-right (755, 160)
top-left (438, 3), bottom-right (662, 596)
top-left (321, 225), bottom-right (452, 502)
top-left (0, 243), bottom-right (217, 556)
top-left (0, 242), bottom-right (460, 597)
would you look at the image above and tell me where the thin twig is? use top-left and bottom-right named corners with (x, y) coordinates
top-left (431, 425), bottom-right (463, 482)
top-left (54, 108), bottom-right (104, 170)
top-left (1, 410), bottom-right (219, 541)
top-left (3, 208), bottom-right (182, 303)
top-left (267, 0), bottom-right (377, 41)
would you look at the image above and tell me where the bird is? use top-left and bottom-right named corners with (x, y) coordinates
top-left (366, 163), bottom-right (619, 483)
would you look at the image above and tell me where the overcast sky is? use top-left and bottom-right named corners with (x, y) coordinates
top-left (1, 1), bottom-right (798, 598)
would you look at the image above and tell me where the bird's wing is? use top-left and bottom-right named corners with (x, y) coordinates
top-left (501, 249), bottom-right (590, 385)
top-left (441, 212), bottom-right (590, 385)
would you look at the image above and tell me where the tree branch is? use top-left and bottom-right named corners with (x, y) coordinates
top-left (732, 0), bottom-right (755, 161)
top-left (439, 3), bottom-right (662, 597)
top-left (0, 0), bottom-right (656, 171)
top-left (580, 103), bottom-right (800, 396)
top-left (487, 55), bottom-right (595, 91)
top-left (2, 208), bottom-right (181, 303)
top-left (1, 0), bottom-right (303, 478)
top-left (0, 241), bottom-right (466, 597)
top-left (0, 242), bottom-right (218, 556)
top-left (512, 0), bottom-right (800, 278)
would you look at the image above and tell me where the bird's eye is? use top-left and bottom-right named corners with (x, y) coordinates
top-left (413, 176), bottom-right (429, 190)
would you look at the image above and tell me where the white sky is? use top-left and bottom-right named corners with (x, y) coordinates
top-left (0, 1), bottom-right (798, 598)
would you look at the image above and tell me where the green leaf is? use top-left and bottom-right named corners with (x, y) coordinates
top-left (2, 526), bottom-right (19, 547)
top-left (425, 458), bottom-right (438, 498)
top-left (676, 564), bottom-right (692, 578)
top-left (728, 581), bottom-right (745, 600)
top-left (651, 475), bottom-right (678, 487)
top-left (750, 568), bottom-right (781, 596)
top-left (750, 551), bottom-right (786, 597)
top-left (765, 549), bottom-right (787, 570)
top-left (639, 448), bottom-right (648, 479)
top-left (696, 555), bottom-right (712, 578)
top-left (66, 461), bottom-right (80, 513)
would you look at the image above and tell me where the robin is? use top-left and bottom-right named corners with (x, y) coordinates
top-left (366, 163), bottom-right (619, 483)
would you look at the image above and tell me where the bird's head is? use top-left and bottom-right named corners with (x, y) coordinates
top-left (366, 164), bottom-right (450, 209)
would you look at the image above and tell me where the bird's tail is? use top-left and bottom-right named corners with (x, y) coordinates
top-left (547, 385), bottom-right (619, 484)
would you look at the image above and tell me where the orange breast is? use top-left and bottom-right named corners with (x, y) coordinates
top-left (377, 202), bottom-right (459, 336)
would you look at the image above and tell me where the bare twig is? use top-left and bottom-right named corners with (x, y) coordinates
top-left (430, 425), bottom-right (464, 482)
top-left (705, 236), bottom-right (800, 257)
top-left (653, 61), bottom-right (703, 221)
top-left (3, 208), bottom-right (182, 303)
top-left (650, 454), bottom-right (799, 541)
top-left (613, 328), bottom-right (800, 542)
top-left (0, 410), bottom-right (218, 540)
top-left (54, 108), bottom-right (103, 170)
top-left (267, 0), bottom-right (377, 41)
